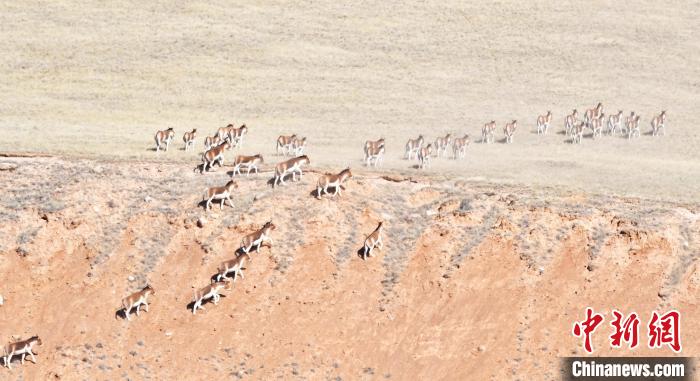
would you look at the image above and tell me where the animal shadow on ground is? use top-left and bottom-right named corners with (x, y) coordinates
top-left (209, 267), bottom-right (247, 284)
top-left (185, 294), bottom-right (228, 312)
top-left (227, 169), bottom-right (264, 178)
top-left (556, 130), bottom-right (567, 135)
top-left (497, 137), bottom-right (508, 144)
top-left (114, 307), bottom-right (149, 320)
top-left (235, 242), bottom-right (272, 256)
top-left (643, 130), bottom-right (654, 136)
top-left (309, 185), bottom-right (345, 198)
top-left (197, 199), bottom-right (233, 211)
top-left (268, 174), bottom-right (303, 188)
top-left (114, 308), bottom-right (127, 320)
top-left (146, 147), bottom-right (157, 152)
top-left (356, 245), bottom-right (377, 260)
top-left (4, 354), bottom-right (38, 367)
top-left (194, 162), bottom-right (227, 174)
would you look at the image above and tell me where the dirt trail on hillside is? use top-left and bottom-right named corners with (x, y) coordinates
top-left (0, 157), bottom-right (698, 380)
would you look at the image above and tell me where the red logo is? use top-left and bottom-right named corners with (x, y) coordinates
top-left (648, 310), bottom-right (681, 352)
top-left (573, 309), bottom-right (682, 353)
top-left (572, 308), bottom-right (605, 353)
top-left (609, 310), bottom-right (640, 349)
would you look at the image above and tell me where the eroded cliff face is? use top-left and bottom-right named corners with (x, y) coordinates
top-left (0, 157), bottom-right (697, 380)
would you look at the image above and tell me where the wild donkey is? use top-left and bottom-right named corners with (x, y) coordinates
top-left (3, 336), bottom-right (43, 369)
top-left (120, 284), bottom-right (155, 321)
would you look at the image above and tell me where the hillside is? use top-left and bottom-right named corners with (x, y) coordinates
top-left (0, 156), bottom-right (697, 379)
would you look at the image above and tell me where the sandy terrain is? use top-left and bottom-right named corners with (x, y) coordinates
top-left (1, 1), bottom-right (699, 202)
top-left (0, 157), bottom-right (698, 380)
top-left (1, 1), bottom-right (699, 380)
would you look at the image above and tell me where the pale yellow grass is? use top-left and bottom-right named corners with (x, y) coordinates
top-left (1, 1), bottom-right (699, 202)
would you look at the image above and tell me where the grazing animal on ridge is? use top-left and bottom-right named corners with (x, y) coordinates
top-left (362, 221), bottom-right (383, 260)
top-left (217, 124), bottom-right (235, 142)
top-left (183, 129), bottom-right (197, 151)
top-left (504, 120), bottom-right (517, 143)
top-left (365, 144), bottom-right (385, 167)
top-left (452, 134), bottom-right (470, 159)
top-left (622, 111), bottom-right (636, 136)
top-left (229, 124), bottom-right (248, 147)
top-left (291, 136), bottom-right (307, 156)
top-left (3, 336), bottom-right (42, 369)
top-left (240, 221), bottom-right (276, 254)
top-left (364, 138), bottom-right (385, 154)
top-left (651, 110), bottom-right (667, 136)
top-left (203, 180), bottom-right (238, 210)
top-left (364, 138), bottom-right (385, 167)
top-left (536, 111), bottom-right (552, 135)
top-left (201, 141), bottom-right (231, 173)
top-left (434, 134), bottom-right (452, 157)
top-left (274, 155), bottom-right (310, 187)
top-left (154, 127), bottom-right (175, 152)
top-left (215, 253), bottom-right (250, 283)
top-left (482, 121), bottom-right (496, 143)
top-left (584, 102), bottom-right (604, 127)
top-left (565, 109), bottom-right (579, 136)
top-left (404, 135), bottom-right (424, 160)
top-left (316, 167), bottom-right (352, 198)
top-left (120, 284), bottom-right (155, 321)
top-left (276, 134), bottom-right (297, 155)
top-left (606, 110), bottom-right (623, 136)
top-left (590, 113), bottom-right (605, 139)
top-left (192, 280), bottom-right (230, 315)
top-left (571, 121), bottom-right (585, 144)
top-left (628, 115), bottom-right (641, 139)
top-left (232, 154), bottom-right (264, 177)
top-left (418, 143), bottom-right (433, 169)
top-left (204, 134), bottom-right (224, 151)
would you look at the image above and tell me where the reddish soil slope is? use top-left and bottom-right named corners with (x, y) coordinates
top-left (0, 157), bottom-right (698, 380)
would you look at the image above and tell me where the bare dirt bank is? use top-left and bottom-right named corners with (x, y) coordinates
top-left (0, 157), bottom-right (697, 380)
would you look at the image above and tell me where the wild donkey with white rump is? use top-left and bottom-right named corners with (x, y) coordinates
top-left (120, 284), bottom-right (155, 321)
top-left (3, 336), bottom-right (43, 369)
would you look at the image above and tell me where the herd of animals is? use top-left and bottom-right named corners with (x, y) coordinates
top-left (1, 103), bottom-right (666, 369)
